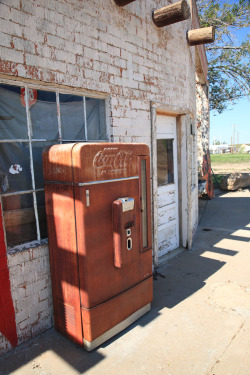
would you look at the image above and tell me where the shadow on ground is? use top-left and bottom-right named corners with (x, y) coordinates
top-left (0, 190), bottom-right (249, 374)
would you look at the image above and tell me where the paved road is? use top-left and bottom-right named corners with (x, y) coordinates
top-left (1, 188), bottom-right (250, 375)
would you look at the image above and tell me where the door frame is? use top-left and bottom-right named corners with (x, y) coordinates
top-left (150, 102), bottom-right (192, 268)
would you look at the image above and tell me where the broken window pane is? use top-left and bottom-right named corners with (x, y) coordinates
top-left (0, 84), bottom-right (28, 140)
top-left (36, 191), bottom-right (47, 239)
top-left (0, 142), bottom-right (32, 193)
top-left (86, 97), bottom-right (106, 140)
top-left (0, 82), bottom-right (107, 249)
top-left (157, 139), bottom-right (174, 186)
top-left (32, 142), bottom-right (54, 189)
top-left (59, 93), bottom-right (85, 140)
top-left (30, 90), bottom-right (58, 140)
top-left (2, 193), bottom-right (37, 248)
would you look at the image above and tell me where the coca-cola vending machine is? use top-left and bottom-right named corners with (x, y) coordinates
top-left (43, 143), bottom-right (153, 351)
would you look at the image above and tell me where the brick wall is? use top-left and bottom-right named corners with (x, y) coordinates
top-left (191, 189), bottom-right (198, 238)
top-left (0, 0), bottom-right (199, 354)
top-left (0, 245), bottom-right (53, 354)
top-left (0, 0), bottom-right (196, 144)
top-left (196, 81), bottom-right (214, 198)
top-left (196, 82), bottom-right (209, 172)
top-left (0, 205), bottom-right (18, 354)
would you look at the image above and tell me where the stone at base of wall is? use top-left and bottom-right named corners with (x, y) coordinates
top-left (220, 173), bottom-right (250, 191)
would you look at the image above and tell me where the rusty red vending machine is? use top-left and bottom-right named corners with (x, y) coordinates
top-left (43, 143), bottom-right (152, 351)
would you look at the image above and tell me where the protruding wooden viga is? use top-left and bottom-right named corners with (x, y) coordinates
top-left (113, 0), bottom-right (136, 6)
top-left (187, 26), bottom-right (216, 46)
top-left (152, 0), bottom-right (190, 28)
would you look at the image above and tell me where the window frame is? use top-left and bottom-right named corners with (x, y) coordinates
top-left (0, 79), bottom-right (109, 251)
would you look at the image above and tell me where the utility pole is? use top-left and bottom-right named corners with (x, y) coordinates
top-left (232, 125), bottom-right (239, 153)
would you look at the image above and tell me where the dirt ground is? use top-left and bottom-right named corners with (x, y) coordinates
top-left (212, 162), bottom-right (250, 174)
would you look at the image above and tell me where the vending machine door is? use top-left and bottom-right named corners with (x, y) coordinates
top-left (43, 143), bottom-right (153, 350)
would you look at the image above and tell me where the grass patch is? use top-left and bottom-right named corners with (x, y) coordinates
top-left (211, 153), bottom-right (250, 164)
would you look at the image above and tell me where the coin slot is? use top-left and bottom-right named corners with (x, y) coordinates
top-left (127, 238), bottom-right (132, 251)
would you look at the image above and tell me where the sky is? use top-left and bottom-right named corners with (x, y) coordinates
top-left (209, 19), bottom-right (249, 146)
top-left (210, 97), bottom-right (250, 145)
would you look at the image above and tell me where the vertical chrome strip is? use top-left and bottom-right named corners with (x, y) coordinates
top-left (56, 92), bottom-right (62, 143)
top-left (77, 176), bottom-right (139, 186)
top-left (141, 159), bottom-right (148, 249)
top-left (83, 97), bottom-right (88, 141)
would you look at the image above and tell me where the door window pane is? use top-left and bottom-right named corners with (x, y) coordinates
top-left (0, 142), bottom-right (32, 193)
top-left (86, 97), bottom-right (106, 140)
top-left (59, 93), bottom-right (85, 140)
top-left (157, 139), bottom-right (174, 186)
top-left (2, 193), bottom-right (37, 248)
top-left (0, 84), bottom-right (28, 140)
top-left (30, 90), bottom-right (58, 140)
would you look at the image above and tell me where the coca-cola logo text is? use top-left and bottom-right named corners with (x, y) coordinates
top-left (93, 148), bottom-right (133, 173)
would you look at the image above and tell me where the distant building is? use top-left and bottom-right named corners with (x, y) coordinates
top-left (210, 144), bottom-right (229, 154)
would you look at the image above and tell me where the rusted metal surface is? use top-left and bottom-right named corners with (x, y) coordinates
top-left (81, 276), bottom-right (153, 342)
top-left (44, 183), bottom-right (83, 345)
top-left (43, 143), bottom-right (152, 348)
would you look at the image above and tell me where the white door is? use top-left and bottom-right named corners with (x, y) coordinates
top-left (156, 115), bottom-right (179, 257)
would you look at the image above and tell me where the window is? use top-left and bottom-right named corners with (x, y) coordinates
top-left (0, 83), bottom-right (107, 249)
top-left (157, 139), bottom-right (174, 186)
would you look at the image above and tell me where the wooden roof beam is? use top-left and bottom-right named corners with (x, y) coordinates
top-left (152, 0), bottom-right (190, 28)
top-left (113, 0), bottom-right (136, 6)
top-left (187, 27), bottom-right (215, 46)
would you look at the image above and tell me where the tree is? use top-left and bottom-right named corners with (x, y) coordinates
top-left (196, 0), bottom-right (250, 113)
top-left (213, 139), bottom-right (221, 145)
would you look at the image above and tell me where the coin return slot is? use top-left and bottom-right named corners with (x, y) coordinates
top-left (126, 229), bottom-right (131, 237)
top-left (127, 238), bottom-right (132, 251)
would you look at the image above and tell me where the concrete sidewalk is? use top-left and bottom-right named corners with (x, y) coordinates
top-left (1, 189), bottom-right (250, 375)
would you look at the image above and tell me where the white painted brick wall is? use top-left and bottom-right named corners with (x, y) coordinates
top-left (0, 0), bottom-right (196, 110)
top-left (6, 245), bottom-right (53, 352)
top-left (0, 0), bottom-right (199, 354)
top-left (191, 188), bottom-right (199, 238)
top-left (196, 82), bottom-right (210, 171)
